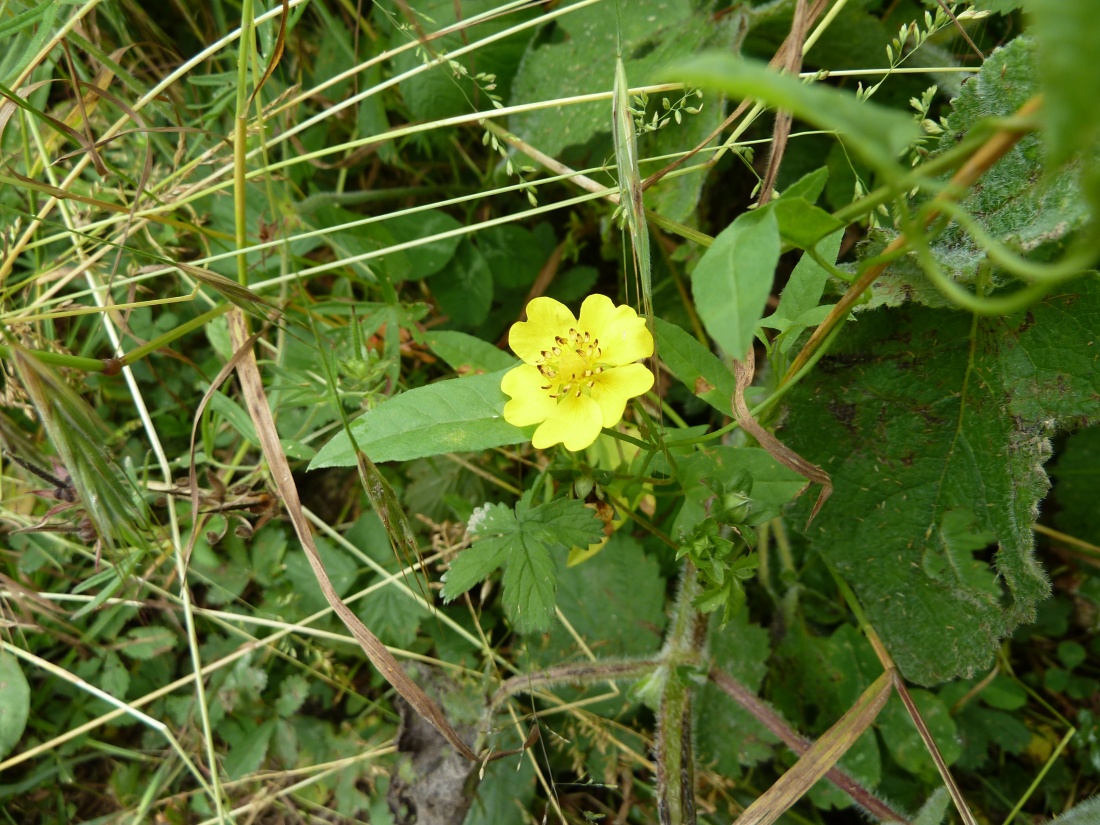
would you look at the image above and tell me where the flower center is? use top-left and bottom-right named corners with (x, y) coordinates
top-left (536, 327), bottom-right (604, 400)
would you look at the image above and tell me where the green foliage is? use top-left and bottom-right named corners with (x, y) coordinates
top-left (0, 654), bottom-right (30, 760)
top-left (690, 206), bottom-right (780, 360)
top-left (2, 0), bottom-right (1099, 821)
top-left (441, 491), bottom-right (604, 633)
top-left (784, 280), bottom-right (1100, 683)
top-left (310, 369), bottom-right (532, 467)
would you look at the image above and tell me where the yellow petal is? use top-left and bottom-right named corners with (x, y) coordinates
top-left (531, 392), bottom-right (603, 451)
top-left (501, 365), bottom-right (556, 426)
top-left (578, 294), bottom-right (652, 366)
top-left (509, 297), bottom-right (576, 364)
top-left (591, 363), bottom-right (654, 427)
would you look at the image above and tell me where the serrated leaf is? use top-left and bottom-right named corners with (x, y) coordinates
top-left (667, 53), bottom-right (919, 174)
top-left (0, 653), bottom-right (29, 760)
top-left (691, 206), bottom-right (781, 360)
top-left (783, 280), bottom-right (1100, 684)
top-left (309, 369), bottom-right (534, 468)
top-left (99, 651), bottom-right (130, 701)
top-left (120, 626), bottom-right (177, 661)
top-left (223, 719), bottom-right (276, 780)
top-left (441, 493), bottom-right (603, 633)
top-left (275, 674), bottom-right (310, 718)
top-left (655, 317), bottom-right (738, 416)
top-left (869, 39), bottom-right (1090, 310)
top-left (426, 331), bottom-right (515, 375)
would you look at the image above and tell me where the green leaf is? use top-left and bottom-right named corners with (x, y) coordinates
top-left (275, 674), bottom-right (311, 718)
top-left (429, 239), bottom-right (494, 328)
top-left (0, 653), bottom-right (29, 760)
top-left (783, 279), bottom-right (1100, 684)
top-left (772, 198), bottom-right (843, 252)
top-left (654, 317), bottom-right (738, 416)
top-left (695, 609), bottom-right (778, 777)
top-left (1031, 0), bottom-right (1099, 171)
top-left (380, 210), bottom-right (464, 279)
top-left (673, 446), bottom-right (807, 539)
top-left (764, 230), bottom-right (843, 351)
top-left (426, 330), bottom-right (516, 375)
top-left (120, 626), bottom-right (177, 661)
top-left (441, 493), bottom-right (603, 634)
top-left (510, 0), bottom-right (710, 156)
top-left (877, 691), bottom-right (960, 782)
top-left (309, 369), bottom-right (534, 468)
top-left (1045, 795), bottom-right (1100, 825)
top-left (223, 719), bottom-right (276, 780)
top-left (691, 206), bottom-right (781, 360)
top-left (99, 651), bottom-right (130, 701)
top-left (868, 39), bottom-right (1091, 311)
top-left (1051, 425), bottom-right (1100, 545)
top-left (546, 534), bottom-right (667, 660)
top-left (667, 53), bottom-right (919, 174)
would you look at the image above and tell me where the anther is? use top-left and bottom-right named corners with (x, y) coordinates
top-left (552, 346), bottom-right (562, 356)
top-left (555, 336), bottom-right (567, 345)
top-left (586, 380), bottom-right (595, 388)
top-left (575, 390), bottom-right (582, 397)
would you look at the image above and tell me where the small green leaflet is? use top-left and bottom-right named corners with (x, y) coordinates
top-left (441, 492), bottom-right (604, 634)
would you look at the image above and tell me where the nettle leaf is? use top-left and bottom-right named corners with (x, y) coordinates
top-left (441, 492), bottom-right (603, 633)
top-left (309, 369), bottom-right (535, 468)
top-left (865, 39), bottom-right (1091, 310)
top-left (782, 280), bottom-right (1100, 684)
top-left (691, 206), bottom-right (780, 361)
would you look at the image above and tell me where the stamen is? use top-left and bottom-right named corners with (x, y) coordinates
top-left (552, 346), bottom-right (562, 356)
top-left (555, 336), bottom-right (567, 345)
top-left (541, 385), bottom-right (551, 390)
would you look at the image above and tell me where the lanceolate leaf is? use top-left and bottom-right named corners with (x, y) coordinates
top-left (782, 280), bottom-right (1100, 684)
top-left (309, 369), bottom-right (534, 468)
top-left (667, 53), bottom-right (919, 175)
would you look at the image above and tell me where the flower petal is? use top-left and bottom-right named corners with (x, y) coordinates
top-left (578, 294), bottom-right (653, 366)
top-left (531, 393), bottom-right (603, 451)
top-left (509, 297), bottom-right (577, 364)
top-left (591, 363), bottom-right (654, 427)
top-left (501, 364), bottom-right (556, 426)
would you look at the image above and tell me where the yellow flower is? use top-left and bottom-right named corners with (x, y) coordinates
top-left (502, 294), bottom-right (654, 451)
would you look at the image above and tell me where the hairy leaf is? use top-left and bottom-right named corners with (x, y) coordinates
top-left (442, 493), bottom-right (604, 633)
top-left (783, 279), bottom-right (1100, 684)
